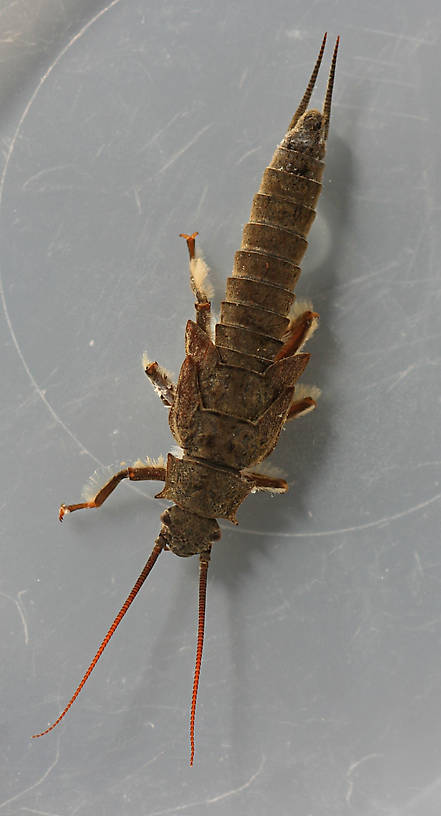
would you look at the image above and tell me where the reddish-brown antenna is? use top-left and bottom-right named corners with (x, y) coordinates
top-left (190, 550), bottom-right (211, 766)
top-left (32, 540), bottom-right (164, 738)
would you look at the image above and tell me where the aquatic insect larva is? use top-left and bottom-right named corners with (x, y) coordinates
top-left (33, 34), bottom-right (339, 764)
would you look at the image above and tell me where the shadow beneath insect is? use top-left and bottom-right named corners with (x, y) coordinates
top-left (211, 132), bottom-right (356, 765)
top-left (213, 133), bottom-right (355, 563)
top-left (114, 549), bottom-right (201, 755)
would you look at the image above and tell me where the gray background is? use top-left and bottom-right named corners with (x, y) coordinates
top-left (1, 1), bottom-right (440, 814)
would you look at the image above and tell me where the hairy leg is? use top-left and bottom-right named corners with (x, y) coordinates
top-left (180, 232), bottom-right (213, 338)
top-left (59, 463), bottom-right (166, 521)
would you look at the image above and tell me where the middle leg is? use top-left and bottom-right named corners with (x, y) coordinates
top-left (143, 355), bottom-right (176, 407)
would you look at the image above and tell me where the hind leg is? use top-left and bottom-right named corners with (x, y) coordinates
top-left (180, 232), bottom-right (213, 338)
top-left (275, 308), bottom-right (319, 361)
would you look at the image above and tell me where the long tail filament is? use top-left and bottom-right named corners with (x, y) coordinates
top-left (190, 550), bottom-right (211, 766)
top-left (322, 36), bottom-right (340, 141)
top-left (32, 540), bottom-right (164, 738)
top-left (288, 32), bottom-right (327, 131)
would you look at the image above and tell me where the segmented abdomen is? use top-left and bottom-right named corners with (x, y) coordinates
top-left (216, 142), bottom-right (325, 373)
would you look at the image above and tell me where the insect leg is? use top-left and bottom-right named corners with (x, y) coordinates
top-left (286, 384), bottom-right (321, 421)
top-left (274, 309), bottom-right (319, 362)
top-left (190, 548), bottom-right (211, 766)
top-left (143, 355), bottom-right (176, 406)
top-left (243, 471), bottom-right (288, 493)
top-left (179, 232), bottom-right (213, 338)
top-left (59, 463), bottom-right (166, 521)
top-left (32, 540), bottom-right (164, 738)
top-left (286, 396), bottom-right (317, 420)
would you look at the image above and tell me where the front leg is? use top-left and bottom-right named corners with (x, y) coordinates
top-left (180, 232), bottom-right (213, 338)
top-left (59, 462), bottom-right (166, 521)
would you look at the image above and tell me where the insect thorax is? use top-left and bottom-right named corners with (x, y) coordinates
top-left (156, 454), bottom-right (254, 524)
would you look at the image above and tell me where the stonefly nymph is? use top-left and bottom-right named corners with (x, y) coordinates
top-left (33, 34), bottom-right (339, 765)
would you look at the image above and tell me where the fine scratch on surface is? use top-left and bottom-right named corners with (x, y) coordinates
top-left (414, 551), bottom-right (424, 577)
top-left (139, 111), bottom-right (182, 153)
top-left (146, 755), bottom-right (265, 816)
top-left (343, 259), bottom-right (399, 287)
top-left (235, 146), bottom-right (261, 166)
top-left (0, 590), bottom-right (29, 644)
top-left (346, 23), bottom-right (436, 46)
top-left (22, 163), bottom-right (91, 191)
top-left (337, 101), bottom-right (428, 123)
top-left (0, 0), bottom-right (123, 466)
top-left (345, 753), bottom-right (384, 804)
top-left (400, 772), bottom-right (441, 813)
top-left (133, 186), bottom-right (142, 214)
top-left (22, 808), bottom-right (64, 816)
top-left (158, 123), bottom-right (212, 174)
top-left (0, 0), bottom-right (155, 503)
top-left (234, 490), bottom-right (441, 539)
top-left (0, 743), bottom-right (60, 811)
top-left (386, 362), bottom-right (418, 392)
top-left (193, 184), bottom-right (209, 220)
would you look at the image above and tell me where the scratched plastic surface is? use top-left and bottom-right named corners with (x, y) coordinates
top-left (1, 2), bottom-right (441, 814)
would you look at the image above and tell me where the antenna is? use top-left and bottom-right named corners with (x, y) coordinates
top-left (32, 541), bottom-right (164, 738)
top-left (190, 550), bottom-right (211, 765)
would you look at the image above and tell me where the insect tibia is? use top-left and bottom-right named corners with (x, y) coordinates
top-left (81, 464), bottom-right (123, 502)
top-left (286, 384), bottom-right (321, 420)
top-left (243, 464), bottom-right (288, 494)
top-left (180, 232), bottom-right (214, 302)
top-left (286, 395), bottom-right (317, 420)
top-left (276, 309), bottom-right (319, 360)
top-left (143, 353), bottom-right (176, 406)
top-left (189, 255), bottom-right (214, 303)
top-left (293, 383), bottom-right (322, 403)
top-left (243, 460), bottom-right (287, 481)
top-left (286, 298), bottom-right (314, 322)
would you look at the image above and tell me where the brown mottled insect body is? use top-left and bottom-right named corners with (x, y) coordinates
top-left (33, 35), bottom-right (339, 765)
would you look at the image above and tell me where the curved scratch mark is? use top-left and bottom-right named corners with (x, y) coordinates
top-left (0, 590), bottom-right (29, 644)
top-left (230, 490), bottom-right (441, 539)
top-left (0, 742), bottom-right (60, 810)
top-left (146, 754), bottom-right (265, 815)
top-left (0, 0), bottom-right (123, 467)
top-left (159, 123), bottom-right (212, 174)
top-left (400, 771), bottom-right (441, 813)
top-left (345, 752), bottom-right (383, 804)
